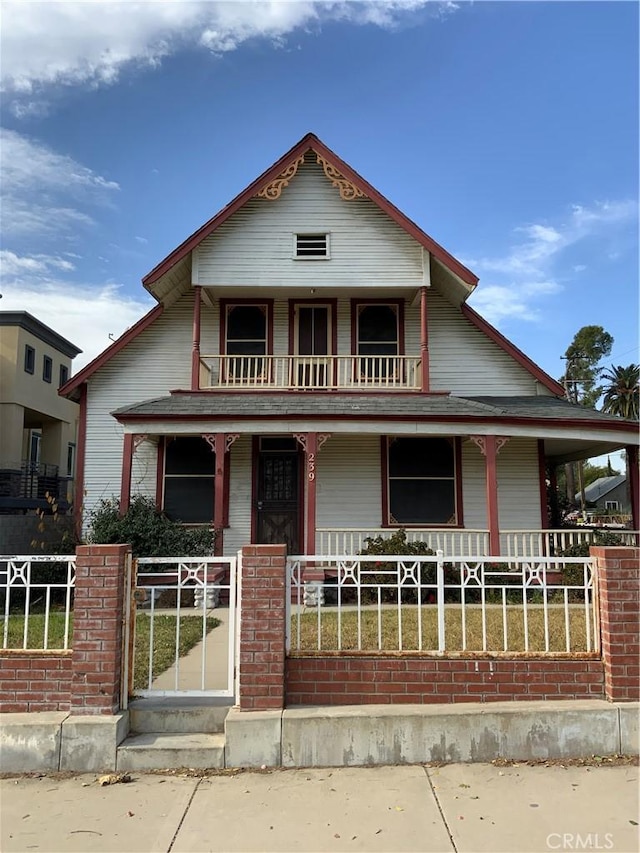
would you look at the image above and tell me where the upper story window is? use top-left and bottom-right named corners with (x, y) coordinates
top-left (353, 301), bottom-right (404, 382)
top-left (604, 500), bottom-right (620, 511)
top-left (163, 437), bottom-right (215, 523)
top-left (294, 233), bottom-right (330, 259)
top-left (385, 437), bottom-right (459, 526)
top-left (24, 344), bottom-right (35, 374)
top-left (59, 364), bottom-right (69, 387)
top-left (221, 301), bottom-right (272, 383)
top-left (43, 355), bottom-right (53, 383)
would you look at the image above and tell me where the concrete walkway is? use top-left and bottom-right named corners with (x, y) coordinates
top-left (1, 763), bottom-right (638, 853)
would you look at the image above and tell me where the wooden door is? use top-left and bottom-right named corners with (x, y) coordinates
top-left (296, 305), bottom-right (329, 388)
top-left (256, 448), bottom-right (300, 554)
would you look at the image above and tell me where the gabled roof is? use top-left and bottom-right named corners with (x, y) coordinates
top-left (142, 132), bottom-right (479, 292)
top-left (576, 474), bottom-right (627, 504)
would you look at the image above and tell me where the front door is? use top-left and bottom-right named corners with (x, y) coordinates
top-left (256, 438), bottom-right (301, 554)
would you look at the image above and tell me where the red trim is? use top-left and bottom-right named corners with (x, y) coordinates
top-left (224, 441), bottom-right (231, 528)
top-left (60, 304), bottom-right (163, 396)
top-left (191, 287), bottom-right (201, 391)
top-left (287, 298), bottom-right (338, 354)
top-left (73, 384), bottom-right (87, 539)
top-left (250, 437), bottom-right (259, 544)
top-left (420, 286), bottom-right (429, 393)
top-left (627, 444), bottom-right (639, 534)
top-left (305, 433), bottom-right (318, 555)
top-left (350, 299), bottom-right (405, 356)
top-left (485, 436), bottom-right (500, 556)
top-left (142, 133), bottom-right (478, 290)
top-left (461, 304), bottom-right (565, 396)
top-left (155, 436), bottom-right (165, 510)
top-left (120, 433), bottom-right (134, 516)
top-left (538, 439), bottom-right (549, 530)
top-left (213, 434), bottom-right (226, 557)
top-left (380, 436), bottom-right (389, 526)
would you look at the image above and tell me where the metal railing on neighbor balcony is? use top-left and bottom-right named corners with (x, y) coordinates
top-left (1, 555), bottom-right (76, 650)
top-left (286, 553), bottom-right (598, 656)
top-left (0, 460), bottom-right (62, 501)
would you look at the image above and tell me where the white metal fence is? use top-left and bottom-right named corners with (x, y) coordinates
top-left (286, 553), bottom-right (598, 656)
top-left (1, 555), bottom-right (76, 650)
top-left (125, 556), bottom-right (237, 698)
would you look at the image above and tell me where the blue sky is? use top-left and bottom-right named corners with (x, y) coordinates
top-left (1, 0), bottom-right (638, 391)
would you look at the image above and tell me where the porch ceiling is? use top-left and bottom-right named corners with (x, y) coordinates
top-left (112, 393), bottom-right (637, 462)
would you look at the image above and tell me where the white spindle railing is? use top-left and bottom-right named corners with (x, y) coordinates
top-left (316, 528), bottom-right (490, 556)
top-left (286, 553), bottom-right (598, 655)
top-left (199, 355), bottom-right (422, 390)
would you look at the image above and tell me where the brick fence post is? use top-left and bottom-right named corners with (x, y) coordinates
top-left (592, 546), bottom-right (639, 702)
top-left (71, 544), bottom-right (130, 715)
top-left (239, 544), bottom-right (287, 711)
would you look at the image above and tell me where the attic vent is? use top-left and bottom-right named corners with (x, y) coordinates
top-left (295, 233), bottom-right (330, 259)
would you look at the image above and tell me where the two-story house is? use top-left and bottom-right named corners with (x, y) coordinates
top-left (60, 134), bottom-right (639, 558)
top-left (0, 312), bottom-right (81, 550)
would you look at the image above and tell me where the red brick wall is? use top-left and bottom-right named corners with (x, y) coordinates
top-left (71, 544), bottom-right (128, 715)
top-left (593, 546), bottom-right (640, 702)
top-left (286, 656), bottom-right (605, 705)
top-left (0, 652), bottom-right (72, 712)
top-left (239, 544), bottom-right (287, 711)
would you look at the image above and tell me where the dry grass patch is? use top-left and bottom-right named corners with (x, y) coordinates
top-left (292, 605), bottom-right (596, 653)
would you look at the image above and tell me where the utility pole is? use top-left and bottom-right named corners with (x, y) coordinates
top-left (562, 355), bottom-right (587, 517)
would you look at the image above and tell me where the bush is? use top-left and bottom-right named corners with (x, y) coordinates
top-left (88, 495), bottom-right (215, 557)
top-left (557, 530), bottom-right (626, 590)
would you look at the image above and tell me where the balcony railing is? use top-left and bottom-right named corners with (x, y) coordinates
top-left (0, 460), bottom-right (69, 503)
top-left (199, 355), bottom-right (422, 391)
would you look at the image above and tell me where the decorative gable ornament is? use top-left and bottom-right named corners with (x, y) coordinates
top-left (256, 149), bottom-right (366, 202)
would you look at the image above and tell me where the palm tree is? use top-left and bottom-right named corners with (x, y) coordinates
top-left (601, 364), bottom-right (639, 421)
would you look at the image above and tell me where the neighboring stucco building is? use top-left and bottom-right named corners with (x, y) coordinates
top-left (0, 312), bottom-right (81, 526)
top-left (576, 474), bottom-right (630, 516)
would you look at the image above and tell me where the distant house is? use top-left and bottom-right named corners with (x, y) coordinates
top-left (576, 475), bottom-right (630, 516)
top-left (60, 133), bottom-right (639, 557)
top-left (0, 312), bottom-right (81, 551)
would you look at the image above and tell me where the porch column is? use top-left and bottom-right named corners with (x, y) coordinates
top-left (191, 285), bottom-right (202, 391)
top-left (537, 439), bottom-right (549, 531)
top-left (627, 444), bottom-right (639, 535)
top-left (471, 435), bottom-right (509, 556)
top-left (119, 435), bottom-right (147, 516)
top-left (205, 433), bottom-right (239, 556)
top-left (294, 432), bottom-right (331, 557)
top-left (419, 285), bottom-right (430, 392)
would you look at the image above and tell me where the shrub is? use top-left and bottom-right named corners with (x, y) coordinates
top-left (87, 495), bottom-right (215, 557)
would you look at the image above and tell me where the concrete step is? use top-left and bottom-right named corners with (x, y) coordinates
top-left (128, 698), bottom-right (232, 734)
top-left (116, 732), bottom-right (226, 771)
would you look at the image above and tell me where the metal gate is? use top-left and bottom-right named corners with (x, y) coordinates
top-left (123, 555), bottom-right (239, 701)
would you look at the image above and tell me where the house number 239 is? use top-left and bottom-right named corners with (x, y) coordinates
top-left (308, 453), bottom-right (316, 481)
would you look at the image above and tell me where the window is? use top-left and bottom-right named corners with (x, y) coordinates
top-left (222, 302), bottom-right (271, 382)
top-left (24, 344), bottom-right (35, 374)
top-left (163, 437), bottom-right (215, 523)
top-left (59, 364), bottom-right (69, 387)
top-left (67, 443), bottom-right (76, 478)
top-left (604, 500), bottom-right (620, 511)
top-left (354, 302), bottom-right (402, 381)
top-left (294, 233), bottom-right (329, 259)
top-left (43, 355), bottom-right (53, 383)
top-left (385, 437), bottom-right (458, 525)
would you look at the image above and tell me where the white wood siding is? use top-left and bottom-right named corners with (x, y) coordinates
top-left (225, 436), bottom-right (253, 554)
top-left (83, 293), bottom-right (194, 526)
top-left (316, 435), bottom-right (382, 531)
top-left (427, 289), bottom-right (545, 395)
top-left (195, 158), bottom-right (423, 289)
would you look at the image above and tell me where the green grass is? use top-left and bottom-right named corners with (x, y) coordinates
top-left (1, 612), bottom-right (220, 689)
top-left (291, 605), bottom-right (595, 653)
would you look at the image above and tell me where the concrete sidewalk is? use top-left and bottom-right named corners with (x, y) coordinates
top-left (1, 763), bottom-right (638, 853)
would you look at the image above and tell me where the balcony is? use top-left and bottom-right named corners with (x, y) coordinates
top-left (199, 355), bottom-right (422, 391)
top-left (0, 460), bottom-right (71, 512)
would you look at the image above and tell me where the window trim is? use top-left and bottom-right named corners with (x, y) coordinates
top-left (67, 443), bottom-right (76, 478)
top-left (161, 436), bottom-right (216, 525)
top-left (604, 500), bottom-right (620, 511)
top-left (351, 299), bottom-right (405, 356)
top-left (59, 364), bottom-right (69, 388)
top-left (24, 344), bottom-right (35, 374)
top-left (292, 232), bottom-right (331, 260)
top-left (43, 354), bottom-right (53, 383)
top-left (159, 436), bottom-right (231, 527)
top-left (288, 298), bottom-right (338, 356)
top-left (380, 436), bottom-right (464, 528)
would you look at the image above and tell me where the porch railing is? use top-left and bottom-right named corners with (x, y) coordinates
top-left (317, 527), bottom-right (639, 557)
top-left (199, 354), bottom-right (422, 390)
top-left (286, 553), bottom-right (598, 655)
top-left (1, 555), bottom-right (76, 650)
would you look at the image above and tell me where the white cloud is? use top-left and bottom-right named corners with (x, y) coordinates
top-left (0, 250), bottom-right (76, 275)
top-left (468, 199), bottom-right (637, 325)
top-left (1, 1), bottom-right (449, 101)
top-left (0, 127), bottom-right (119, 239)
top-left (0, 277), bottom-right (153, 370)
